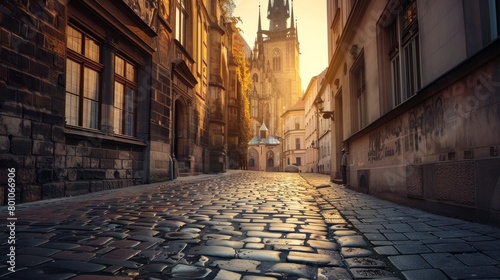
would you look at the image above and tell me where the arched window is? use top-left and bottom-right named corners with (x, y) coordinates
top-left (248, 158), bottom-right (255, 167)
top-left (272, 50), bottom-right (281, 71)
top-left (252, 73), bottom-right (259, 83)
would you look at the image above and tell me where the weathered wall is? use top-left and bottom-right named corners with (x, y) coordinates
top-left (0, 1), bottom-right (67, 203)
top-left (348, 56), bottom-right (500, 222)
top-left (0, 1), bottom-right (148, 204)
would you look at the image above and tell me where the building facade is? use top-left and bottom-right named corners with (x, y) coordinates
top-left (282, 98), bottom-right (306, 173)
top-left (315, 70), bottom-right (333, 175)
top-left (0, 0), bottom-right (242, 204)
top-left (322, 0), bottom-right (500, 224)
top-left (248, 0), bottom-right (302, 137)
top-left (304, 69), bottom-right (328, 174)
top-left (247, 123), bottom-right (281, 172)
top-left (304, 76), bottom-right (319, 173)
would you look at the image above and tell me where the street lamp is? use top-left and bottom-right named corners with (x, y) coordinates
top-left (314, 98), bottom-right (334, 121)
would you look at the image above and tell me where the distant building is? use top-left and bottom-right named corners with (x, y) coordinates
top-left (322, 0), bottom-right (500, 224)
top-left (247, 123), bottom-right (281, 171)
top-left (304, 72), bottom-right (323, 173)
top-left (282, 98), bottom-right (306, 173)
top-left (248, 0), bottom-right (302, 137)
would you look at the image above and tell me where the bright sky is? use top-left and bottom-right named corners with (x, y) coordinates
top-left (233, 0), bottom-right (328, 93)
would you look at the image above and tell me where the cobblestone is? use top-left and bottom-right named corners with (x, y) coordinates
top-left (1, 171), bottom-right (499, 279)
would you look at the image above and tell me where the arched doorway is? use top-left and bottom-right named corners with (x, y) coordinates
top-left (174, 98), bottom-right (190, 174)
top-left (247, 148), bottom-right (259, 171)
top-left (266, 150), bottom-right (275, 171)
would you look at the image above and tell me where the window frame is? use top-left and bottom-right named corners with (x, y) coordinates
top-left (175, 0), bottom-right (188, 46)
top-left (295, 137), bottom-right (301, 150)
top-left (389, 0), bottom-right (421, 108)
top-left (351, 51), bottom-right (367, 130)
top-left (296, 157), bottom-right (302, 166)
top-left (65, 24), bottom-right (103, 130)
top-left (113, 55), bottom-right (138, 137)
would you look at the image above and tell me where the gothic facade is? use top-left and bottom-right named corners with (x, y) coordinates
top-left (0, 0), bottom-right (241, 204)
top-left (248, 0), bottom-right (302, 138)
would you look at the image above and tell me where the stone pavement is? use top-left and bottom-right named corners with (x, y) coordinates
top-left (302, 173), bottom-right (500, 280)
top-left (0, 171), bottom-right (498, 280)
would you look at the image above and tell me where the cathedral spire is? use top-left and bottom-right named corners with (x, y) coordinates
top-left (290, 0), bottom-right (294, 29)
top-left (258, 4), bottom-right (262, 32)
top-left (267, 0), bottom-right (290, 31)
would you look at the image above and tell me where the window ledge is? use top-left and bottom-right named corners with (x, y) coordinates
top-left (65, 126), bottom-right (147, 147)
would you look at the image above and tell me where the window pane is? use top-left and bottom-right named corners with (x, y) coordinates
top-left (84, 37), bottom-right (100, 62)
top-left (83, 67), bottom-right (99, 129)
top-left (126, 62), bottom-right (135, 81)
top-left (66, 59), bottom-right (81, 95)
top-left (114, 108), bottom-right (123, 134)
top-left (403, 0), bottom-right (417, 30)
top-left (83, 67), bottom-right (99, 100)
top-left (115, 56), bottom-right (125, 76)
top-left (403, 43), bottom-right (414, 99)
top-left (126, 88), bottom-right (135, 112)
top-left (124, 88), bottom-right (135, 135)
top-left (114, 82), bottom-right (124, 134)
top-left (65, 59), bottom-right (81, 126)
top-left (176, 6), bottom-right (182, 41)
top-left (67, 26), bottom-right (82, 54)
top-left (83, 99), bottom-right (99, 129)
top-left (65, 93), bottom-right (79, 126)
top-left (114, 82), bottom-right (124, 109)
top-left (391, 56), bottom-right (401, 106)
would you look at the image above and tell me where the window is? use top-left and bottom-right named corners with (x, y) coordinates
top-left (114, 56), bottom-right (137, 136)
top-left (390, 0), bottom-right (421, 107)
top-left (490, 0), bottom-right (500, 40)
top-left (253, 73), bottom-right (259, 83)
top-left (175, 0), bottom-right (187, 46)
top-left (295, 138), bottom-right (300, 150)
top-left (296, 157), bottom-right (301, 166)
top-left (197, 14), bottom-right (202, 75)
top-left (272, 50), bottom-right (281, 71)
top-left (65, 25), bottom-right (102, 129)
top-left (351, 53), bottom-right (367, 130)
top-left (203, 23), bottom-right (208, 77)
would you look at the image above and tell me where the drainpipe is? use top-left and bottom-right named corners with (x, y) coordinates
top-left (170, 61), bottom-right (176, 180)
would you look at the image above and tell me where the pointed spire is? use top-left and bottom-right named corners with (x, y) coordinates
top-left (286, 0), bottom-right (290, 17)
top-left (258, 4), bottom-right (262, 32)
top-left (290, 0), bottom-right (294, 29)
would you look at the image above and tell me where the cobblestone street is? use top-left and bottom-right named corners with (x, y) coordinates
top-left (1, 171), bottom-right (500, 279)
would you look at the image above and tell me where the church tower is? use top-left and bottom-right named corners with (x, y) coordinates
top-left (267, 0), bottom-right (290, 31)
top-left (248, 0), bottom-right (302, 138)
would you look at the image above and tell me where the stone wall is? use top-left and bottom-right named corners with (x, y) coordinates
top-left (0, 1), bottom-right (147, 205)
top-left (347, 55), bottom-right (500, 222)
top-left (0, 0), bottom-right (66, 204)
